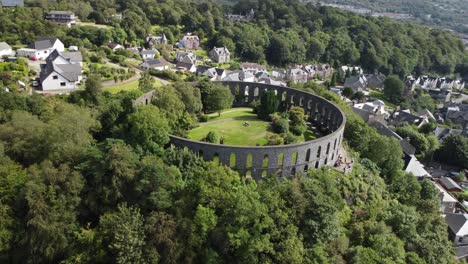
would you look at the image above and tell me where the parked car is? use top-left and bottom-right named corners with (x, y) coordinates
top-left (32, 80), bottom-right (39, 87)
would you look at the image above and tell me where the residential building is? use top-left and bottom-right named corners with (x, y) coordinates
top-left (139, 58), bottom-right (171, 71)
top-left (344, 75), bottom-right (367, 92)
top-left (338, 65), bottom-right (363, 77)
top-left (439, 177), bottom-right (463, 192)
top-left (286, 68), bottom-right (308, 83)
top-left (45, 11), bottom-right (77, 27)
top-left (434, 127), bottom-right (466, 141)
top-left (40, 50), bottom-right (82, 91)
top-left (0, 42), bottom-right (14, 57)
top-left (1, 0), bottom-right (23, 7)
top-left (179, 34), bottom-right (200, 50)
top-left (241, 62), bottom-right (266, 74)
top-left (226, 9), bottom-right (255, 23)
top-left (140, 49), bottom-right (159, 60)
top-left (353, 100), bottom-right (389, 118)
top-left (433, 182), bottom-right (458, 214)
top-left (223, 70), bottom-right (255, 82)
top-left (446, 214), bottom-right (468, 245)
top-left (428, 89), bottom-right (451, 102)
top-left (196, 66), bottom-right (226, 81)
top-left (176, 52), bottom-right (197, 64)
top-left (20, 38), bottom-right (65, 60)
top-left (209, 47), bottom-right (230, 63)
top-left (107, 42), bottom-right (123, 52)
top-left (175, 62), bottom-right (197, 73)
top-left (366, 73), bottom-right (385, 90)
top-left (388, 110), bottom-right (430, 128)
top-left (145, 33), bottom-right (167, 49)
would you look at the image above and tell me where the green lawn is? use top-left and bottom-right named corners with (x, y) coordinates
top-left (189, 108), bottom-right (320, 146)
top-left (189, 108), bottom-right (270, 146)
top-left (103, 79), bottom-right (163, 94)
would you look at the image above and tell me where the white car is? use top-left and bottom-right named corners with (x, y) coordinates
top-left (32, 80), bottom-right (39, 87)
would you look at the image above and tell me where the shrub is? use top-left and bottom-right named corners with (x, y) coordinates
top-left (265, 132), bottom-right (284, 145)
top-left (281, 132), bottom-right (298, 144)
top-left (290, 123), bottom-right (307, 136)
top-left (205, 131), bottom-right (220, 144)
top-left (272, 117), bottom-right (289, 134)
top-left (198, 115), bottom-right (208, 122)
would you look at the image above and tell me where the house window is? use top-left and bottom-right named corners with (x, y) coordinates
top-left (60, 82), bottom-right (66, 86)
top-left (53, 75), bottom-right (58, 79)
top-left (44, 50), bottom-right (48, 54)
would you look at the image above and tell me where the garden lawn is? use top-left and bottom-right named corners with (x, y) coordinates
top-left (189, 108), bottom-right (270, 146)
top-left (103, 79), bottom-right (163, 93)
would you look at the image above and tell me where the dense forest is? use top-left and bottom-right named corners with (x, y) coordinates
top-left (0, 73), bottom-right (458, 263)
top-left (0, 0), bottom-right (467, 78)
top-left (0, 0), bottom-right (465, 263)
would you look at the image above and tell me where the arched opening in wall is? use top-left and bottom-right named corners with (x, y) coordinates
top-left (291, 167), bottom-right (296, 175)
top-left (246, 154), bottom-right (253, 168)
top-left (198, 150), bottom-right (204, 158)
top-left (326, 142), bottom-right (331, 154)
top-left (307, 100), bottom-right (313, 110)
top-left (304, 165), bottom-right (309, 172)
top-left (213, 153), bottom-right (220, 164)
top-left (299, 97), bottom-right (304, 106)
top-left (281, 92), bottom-right (287, 102)
top-left (322, 108), bottom-right (327, 125)
top-left (262, 155), bottom-right (269, 168)
top-left (183, 146), bottom-right (189, 153)
top-left (317, 146), bottom-right (321, 158)
top-left (332, 153), bottom-right (335, 161)
top-left (246, 170), bottom-right (252, 179)
top-left (244, 86), bottom-right (249, 96)
top-left (262, 170), bottom-right (268, 178)
top-left (274, 89), bottom-right (278, 96)
top-left (254, 87), bottom-right (259, 97)
top-left (305, 149), bottom-right (311, 161)
top-left (230, 153), bottom-right (236, 167)
top-left (278, 153), bottom-right (284, 166)
top-left (292, 152), bottom-right (298, 165)
top-left (314, 104), bottom-right (319, 121)
top-left (234, 86), bottom-right (240, 95)
top-left (145, 98), bottom-right (149, 105)
top-left (324, 157), bottom-right (328, 165)
top-left (334, 138), bottom-right (337, 150)
top-left (276, 169), bottom-right (282, 177)
top-left (315, 161), bottom-right (319, 169)
top-left (290, 95), bottom-right (295, 105)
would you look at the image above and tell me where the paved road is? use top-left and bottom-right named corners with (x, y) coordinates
top-left (103, 60), bottom-right (170, 87)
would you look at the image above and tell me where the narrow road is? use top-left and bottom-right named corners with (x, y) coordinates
top-left (103, 60), bottom-right (170, 87)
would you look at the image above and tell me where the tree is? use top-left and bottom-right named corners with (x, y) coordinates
top-left (289, 107), bottom-right (307, 136)
top-left (205, 131), bottom-right (221, 144)
top-left (258, 90), bottom-right (279, 120)
top-left (205, 85), bottom-right (234, 116)
top-left (352, 91), bottom-right (365, 102)
top-left (330, 72), bottom-right (337, 87)
top-left (98, 204), bottom-right (146, 264)
top-left (127, 105), bottom-right (170, 154)
top-left (342, 87), bottom-right (354, 98)
top-left (383, 76), bottom-right (405, 104)
top-left (85, 74), bottom-right (102, 102)
top-left (435, 134), bottom-right (468, 168)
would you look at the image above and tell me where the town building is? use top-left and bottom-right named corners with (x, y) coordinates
top-left (209, 47), bottom-right (230, 63)
top-left (446, 214), bottom-right (468, 245)
top-left (178, 34), bottom-right (200, 50)
top-left (0, 42), bottom-right (14, 57)
top-left (1, 0), bottom-right (23, 7)
top-left (241, 62), bottom-right (266, 74)
top-left (433, 182), bottom-right (458, 214)
top-left (18, 38), bottom-right (65, 60)
top-left (107, 42), bottom-right (123, 52)
top-left (145, 33), bottom-right (167, 49)
top-left (226, 9), bottom-right (255, 23)
top-left (45, 11), bottom-right (77, 27)
top-left (439, 177), bottom-right (464, 192)
top-left (140, 49), bottom-right (159, 60)
top-left (344, 75), bottom-right (367, 92)
top-left (139, 58), bottom-right (171, 71)
top-left (40, 50), bottom-right (82, 91)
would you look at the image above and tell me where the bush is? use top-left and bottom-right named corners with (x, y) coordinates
top-left (205, 131), bottom-right (220, 144)
top-left (265, 132), bottom-right (284, 145)
top-left (272, 117), bottom-right (289, 134)
top-left (281, 132), bottom-right (299, 144)
top-left (198, 115), bottom-right (208, 122)
top-left (149, 69), bottom-right (181, 82)
top-left (290, 123), bottom-right (307, 136)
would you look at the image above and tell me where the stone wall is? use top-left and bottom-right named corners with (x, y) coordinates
top-left (169, 81), bottom-right (346, 180)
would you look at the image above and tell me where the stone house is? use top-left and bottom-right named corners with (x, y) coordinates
top-left (179, 34), bottom-right (200, 50)
top-left (241, 62), bottom-right (266, 74)
top-left (344, 75), bottom-right (367, 92)
top-left (209, 47), bottom-right (230, 63)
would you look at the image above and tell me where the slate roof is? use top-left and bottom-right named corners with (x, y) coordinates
top-left (40, 60), bottom-right (81, 82)
top-left (141, 58), bottom-right (170, 68)
top-left (46, 50), bottom-right (82, 63)
top-left (389, 110), bottom-right (427, 127)
top-left (175, 62), bottom-right (195, 70)
top-left (211, 46), bottom-right (230, 55)
top-left (1, 0), bottom-right (24, 7)
top-left (433, 183), bottom-right (458, 203)
top-left (434, 127), bottom-right (463, 141)
top-left (403, 154), bottom-right (430, 177)
top-left (27, 38), bottom-right (60, 50)
top-left (107, 42), bottom-right (121, 50)
top-left (446, 214), bottom-right (468, 236)
top-left (48, 10), bottom-right (74, 15)
top-left (223, 70), bottom-right (255, 82)
top-left (241, 62), bottom-right (266, 71)
top-left (0, 42), bottom-right (11, 51)
top-left (141, 49), bottom-right (159, 55)
top-left (439, 177), bottom-right (463, 191)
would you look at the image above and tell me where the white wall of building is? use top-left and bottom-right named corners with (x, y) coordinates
top-left (42, 73), bottom-right (81, 91)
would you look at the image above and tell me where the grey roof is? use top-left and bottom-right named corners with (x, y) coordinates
top-left (141, 58), bottom-right (170, 67)
top-left (390, 110), bottom-right (426, 127)
top-left (0, 42), bottom-right (11, 51)
top-left (46, 50), bottom-right (82, 63)
top-left (434, 127), bottom-right (463, 141)
top-left (446, 214), bottom-right (468, 236)
top-left (40, 60), bottom-right (81, 82)
top-left (27, 38), bottom-right (59, 50)
top-left (175, 62), bottom-right (195, 70)
top-left (439, 177), bottom-right (463, 191)
top-left (1, 0), bottom-right (24, 7)
top-left (211, 46), bottom-right (230, 55)
top-left (403, 154), bottom-right (429, 177)
top-left (48, 10), bottom-right (74, 15)
top-left (223, 70), bottom-right (254, 82)
top-left (141, 49), bottom-right (159, 55)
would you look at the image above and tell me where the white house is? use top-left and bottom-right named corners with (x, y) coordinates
top-left (140, 49), bottom-right (159, 60)
top-left (45, 11), bottom-right (77, 27)
top-left (139, 58), bottom-right (171, 71)
top-left (22, 38), bottom-right (65, 60)
top-left (40, 50), bottom-right (82, 91)
top-left (107, 42), bottom-right (123, 52)
top-left (0, 42), bottom-right (14, 57)
top-left (46, 49), bottom-right (83, 66)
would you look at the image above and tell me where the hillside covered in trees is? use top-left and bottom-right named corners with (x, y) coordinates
top-left (0, 0), bottom-right (467, 78)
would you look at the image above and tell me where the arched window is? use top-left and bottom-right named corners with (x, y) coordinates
top-left (244, 86), bottom-right (249, 96)
top-left (324, 158), bottom-right (328, 165)
top-left (198, 150), bottom-right (204, 158)
top-left (213, 153), bottom-right (219, 164)
top-left (246, 170), bottom-right (252, 178)
top-left (307, 100), bottom-right (313, 110)
top-left (291, 167), bottom-right (297, 175)
top-left (246, 154), bottom-right (253, 168)
top-left (317, 146), bottom-right (321, 158)
top-left (334, 138), bottom-right (337, 150)
top-left (278, 153), bottom-right (284, 166)
top-left (254, 87), bottom-right (259, 97)
top-left (281, 92), bottom-right (287, 102)
top-left (315, 161), bottom-right (319, 169)
top-left (304, 165), bottom-right (309, 172)
top-left (262, 170), bottom-right (268, 177)
top-left (230, 153), bottom-right (236, 167)
top-left (299, 97), bottom-right (304, 106)
top-left (290, 95), bottom-right (295, 104)
top-left (263, 155), bottom-right (269, 168)
top-left (305, 149), bottom-right (311, 161)
top-left (326, 142), bottom-right (331, 154)
top-left (292, 152), bottom-right (298, 165)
